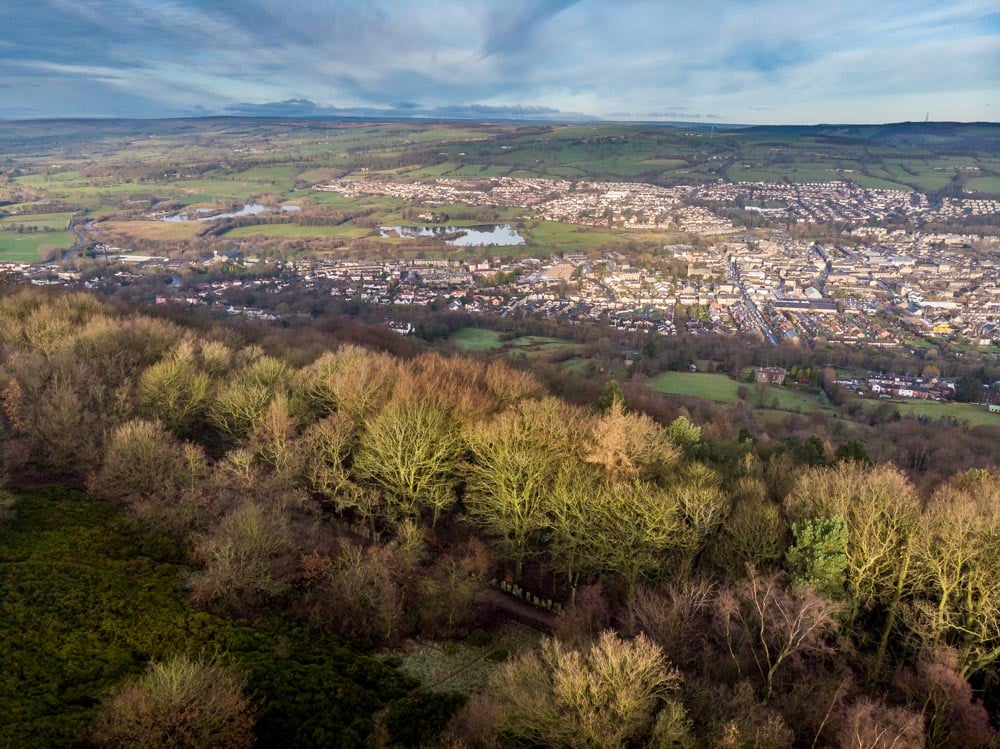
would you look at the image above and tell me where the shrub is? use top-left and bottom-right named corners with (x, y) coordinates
top-left (465, 628), bottom-right (491, 647)
top-left (383, 691), bottom-right (467, 748)
top-left (91, 654), bottom-right (254, 749)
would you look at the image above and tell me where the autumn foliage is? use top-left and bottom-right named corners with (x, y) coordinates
top-left (0, 288), bottom-right (997, 747)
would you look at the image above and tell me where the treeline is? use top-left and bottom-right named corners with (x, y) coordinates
top-left (0, 288), bottom-right (997, 747)
top-left (198, 207), bottom-right (376, 238)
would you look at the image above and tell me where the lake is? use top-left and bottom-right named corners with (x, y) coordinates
top-left (161, 203), bottom-right (300, 222)
top-left (379, 224), bottom-right (525, 246)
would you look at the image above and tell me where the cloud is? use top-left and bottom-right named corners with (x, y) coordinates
top-left (0, 0), bottom-right (996, 123)
top-left (477, 0), bottom-right (581, 59)
top-left (225, 99), bottom-right (322, 117)
top-left (223, 98), bottom-right (594, 122)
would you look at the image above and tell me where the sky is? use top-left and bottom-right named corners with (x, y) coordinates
top-left (0, 0), bottom-right (997, 124)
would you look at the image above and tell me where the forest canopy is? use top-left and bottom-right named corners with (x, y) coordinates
top-left (0, 287), bottom-right (996, 748)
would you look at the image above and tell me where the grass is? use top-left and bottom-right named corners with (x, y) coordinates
top-left (562, 357), bottom-right (592, 373)
top-left (0, 212), bottom-right (74, 230)
top-left (99, 220), bottom-right (203, 241)
top-left (223, 224), bottom-right (372, 239)
top-left (765, 386), bottom-right (824, 413)
top-left (449, 327), bottom-right (504, 352)
top-left (507, 336), bottom-right (579, 358)
top-left (449, 329), bottom-right (581, 359)
top-left (0, 231), bottom-right (74, 261)
top-left (965, 176), bottom-right (1000, 193)
top-left (895, 400), bottom-right (1000, 428)
top-left (391, 622), bottom-right (540, 694)
top-left (651, 372), bottom-right (743, 402)
top-left (524, 221), bottom-right (626, 249)
top-left (651, 371), bottom-right (824, 413)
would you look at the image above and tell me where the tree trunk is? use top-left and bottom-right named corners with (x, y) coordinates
top-left (871, 547), bottom-right (911, 686)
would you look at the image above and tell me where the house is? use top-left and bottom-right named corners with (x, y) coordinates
top-left (755, 367), bottom-right (787, 385)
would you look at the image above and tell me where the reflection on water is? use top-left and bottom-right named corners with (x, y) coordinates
top-left (379, 224), bottom-right (525, 246)
top-left (161, 204), bottom-right (300, 222)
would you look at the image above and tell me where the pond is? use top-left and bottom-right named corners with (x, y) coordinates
top-left (379, 224), bottom-right (525, 246)
top-left (161, 203), bottom-right (300, 222)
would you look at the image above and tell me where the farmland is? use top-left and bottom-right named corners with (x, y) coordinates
top-left (651, 371), bottom-right (744, 402)
top-left (449, 327), bottom-right (582, 359)
top-left (223, 223), bottom-right (372, 240)
top-left (894, 399), bottom-right (1000, 427)
top-left (449, 327), bottom-right (504, 352)
top-left (0, 231), bottom-right (75, 261)
top-left (1, 118), bottom-right (997, 258)
top-left (651, 371), bottom-right (825, 413)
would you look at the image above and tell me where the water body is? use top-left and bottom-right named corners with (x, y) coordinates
top-left (161, 203), bottom-right (300, 222)
top-left (379, 224), bottom-right (525, 246)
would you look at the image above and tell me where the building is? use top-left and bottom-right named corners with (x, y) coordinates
top-left (755, 367), bottom-right (787, 385)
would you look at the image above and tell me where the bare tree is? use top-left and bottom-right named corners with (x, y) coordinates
top-left (836, 699), bottom-right (924, 749)
top-left (491, 631), bottom-right (687, 748)
top-left (715, 567), bottom-right (842, 701)
top-left (353, 397), bottom-right (463, 526)
top-left (92, 654), bottom-right (255, 749)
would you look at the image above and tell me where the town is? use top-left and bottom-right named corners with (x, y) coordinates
top-left (5, 173), bottom-right (996, 372)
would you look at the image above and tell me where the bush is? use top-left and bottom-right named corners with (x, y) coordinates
top-left (383, 691), bottom-right (467, 748)
top-left (91, 654), bottom-right (255, 749)
top-left (465, 628), bottom-right (491, 647)
top-left (486, 646), bottom-right (509, 663)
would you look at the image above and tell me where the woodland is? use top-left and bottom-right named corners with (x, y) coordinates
top-left (0, 286), bottom-right (997, 747)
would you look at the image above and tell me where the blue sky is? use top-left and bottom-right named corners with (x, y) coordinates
top-left (0, 0), bottom-right (997, 123)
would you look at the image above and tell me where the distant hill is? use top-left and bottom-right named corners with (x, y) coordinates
top-left (732, 121), bottom-right (1000, 150)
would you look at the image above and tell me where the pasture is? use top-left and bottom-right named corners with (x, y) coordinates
top-left (651, 371), bottom-right (824, 413)
top-left (449, 327), bottom-right (504, 352)
top-left (99, 220), bottom-right (203, 241)
top-left (0, 212), bottom-right (74, 230)
top-left (0, 231), bottom-right (74, 261)
top-left (223, 223), bottom-right (372, 239)
top-left (651, 371), bottom-right (743, 402)
top-left (894, 400), bottom-right (1000, 428)
top-left (448, 328), bottom-right (581, 359)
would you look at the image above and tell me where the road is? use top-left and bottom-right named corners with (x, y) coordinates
top-left (64, 217), bottom-right (100, 260)
top-left (728, 256), bottom-right (778, 345)
top-left (813, 243), bottom-right (832, 296)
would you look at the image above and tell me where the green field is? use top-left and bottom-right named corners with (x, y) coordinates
top-left (651, 371), bottom-right (823, 413)
top-left (101, 220), bottom-right (202, 241)
top-left (449, 328), bottom-right (581, 359)
top-left (0, 231), bottom-right (74, 261)
top-left (651, 371), bottom-right (744, 401)
top-left (766, 386), bottom-right (824, 412)
top-left (223, 223), bottom-right (372, 239)
top-left (562, 357), bottom-right (591, 373)
top-left (450, 327), bottom-right (504, 351)
top-left (895, 400), bottom-right (1000, 427)
top-left (507, 335), bottom-right (580, 358)
top-left (525, 221), bottom-right (628, 249)
top-left (2, 118), bottom-right (998, 259)
top-left (0, 212), bottom-right (74, 230)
